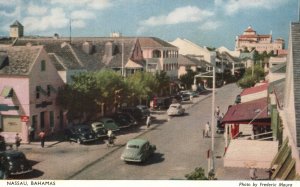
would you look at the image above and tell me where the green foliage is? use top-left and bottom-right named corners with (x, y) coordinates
top-left (237, 64), bottom-right (265, 89)
top-left (179, 69), bottom-right (197, 89)
top-left (185, 167), bottom-right (208, 180)
top-left (155, 71), bottom-right (170, 96)
top-left (125, 71), bottom-right (159, 103)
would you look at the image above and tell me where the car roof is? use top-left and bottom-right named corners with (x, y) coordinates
top-left (127, 139), bottom-right (149, 146)
top-left (2, 150), bottom-right (25, 156)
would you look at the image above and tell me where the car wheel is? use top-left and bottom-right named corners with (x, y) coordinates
top-left (76, 138), bottom-right (82, 144)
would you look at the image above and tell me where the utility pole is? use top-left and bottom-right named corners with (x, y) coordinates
top-left (121, 38), bottom-right (124, 77)
top-left (69, 18), bottom-right (72, 44)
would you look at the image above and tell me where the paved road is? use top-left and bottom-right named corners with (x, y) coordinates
top-left (69, 83), bottom-right (241, 180)
top-left (15, 83), bottom-right (242, 180)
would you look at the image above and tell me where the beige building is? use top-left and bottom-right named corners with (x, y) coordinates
top-left (235, 26), bottom-right (284, 54)
top-left (9, 20), bottom-right (24, 38)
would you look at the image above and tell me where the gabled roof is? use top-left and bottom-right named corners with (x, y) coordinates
top-left (139, 37), bottom-right (177, 48)
top-left (10, 20), bottom-right (23, 27)
top-left (222, 97), bottom-right (269, 124)
top-left (268, 78), bottom-right (285, 109)
top-left (240, 83), bottom-right (269, 96)
top-left (0, 46), bottom-right (42, 76)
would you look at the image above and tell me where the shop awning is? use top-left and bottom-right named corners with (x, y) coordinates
top-left (1, 87), bottom-right (13, 97)
top-left (224, 139), bottom-right (278, 169)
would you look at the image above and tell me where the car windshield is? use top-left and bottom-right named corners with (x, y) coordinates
top-left (127, 145), bottom-right (139, 149)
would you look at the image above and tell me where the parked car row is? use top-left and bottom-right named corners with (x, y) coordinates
top-left (64, 105), bottom-right (151, 144)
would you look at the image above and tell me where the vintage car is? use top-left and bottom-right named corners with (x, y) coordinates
top-left (64, 125), bottom-right (98, 144)
top-left (0, 150), bottom-right (32, 178)
top-left (121, 139), bottom-right (156, 163)
top-left (98, 118), bottom-right (120, 131)
top-left (167, 103), bottom-right (185, 116)
top-left (90, 122), bottom-right (108, 139)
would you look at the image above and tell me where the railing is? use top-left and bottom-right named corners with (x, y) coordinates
top-left (234, 131), bottom-right (273, 140)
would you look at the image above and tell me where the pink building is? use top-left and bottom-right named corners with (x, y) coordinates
top-left (0, 45), bottom-right (65, 143)
top-left (235, 26), bottom-right (284, 54)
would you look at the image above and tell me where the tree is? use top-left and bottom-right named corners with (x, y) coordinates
top-left (237, 64), bottom-right (265, 89)
top-left (179, 69), bottom-right (197, 89)
top-left (155, 71), bottom-right (170, 96)
top-left (125, 71), bottom-right (158, 105)
top-left (185, 167), bottom-right (208, 180)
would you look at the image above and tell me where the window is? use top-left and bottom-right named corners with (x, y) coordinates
top-left (47, 85), bottom-right (51, 96)
top-left (40, 112), bottom-right (45, 129)
top-left (152, 50), bottom-right (161, 58)
top-left (32, 115), bottom-right (37, 130)
top-left (41, 60), bottom-right (46, 71)
top-left (49, 111), bottom-right (54, 128)
top-left (36, 86), bottom-right (40, 99)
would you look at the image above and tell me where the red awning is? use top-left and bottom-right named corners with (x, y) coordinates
top-left (222, 97), bottom-right (270, 125)
top-left (240, 83), bottom-right (268, 96)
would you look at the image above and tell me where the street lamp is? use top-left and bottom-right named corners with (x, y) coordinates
top-left (193, 52), bottom-right (216, 173)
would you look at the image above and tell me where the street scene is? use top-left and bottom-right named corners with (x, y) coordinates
top-left (0, 0), bottom-right (300, 184)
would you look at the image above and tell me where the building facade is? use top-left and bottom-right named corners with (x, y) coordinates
top-left (0, 46), bottom-right (65, 143)
top-left (235, 26), bottom-right (284, 54)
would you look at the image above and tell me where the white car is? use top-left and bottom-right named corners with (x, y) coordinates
top-left (167, 103), bottom-right (185, 116)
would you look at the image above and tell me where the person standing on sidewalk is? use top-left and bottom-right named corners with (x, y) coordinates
top-left (249, 168), bottom-right (257, 180)
top-left (15, 133), bottom-right (22, 150)
top-left (39, 130), bottom-right (46, 148)
top-left (146, 114), bottom-right (151, 128)
top-left (205, 122), bottom-right (210, 137)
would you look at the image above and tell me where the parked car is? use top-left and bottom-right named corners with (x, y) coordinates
top-left (118, 107), bottom-right (144, 121)
top-left (90, 122), bottom-right (108, 139)
top-left (110, 114), bottom-right (132, 129)
top-left (152, 97), bottom-right (172, 110)
top-left (121, 139), bottom-right (156, 163)
top-left (113, 112), bottom-right (138, 127)
top-left (0, 150), bottom-right (32, 178)
top-left (98, 118), bottom-right (120, 132)
top-left (136, 105), bottom-right (150, 117)
top-left (167, 103), bottom-right (185, 116)
top-left (64, 125), bottom-right (98, 144)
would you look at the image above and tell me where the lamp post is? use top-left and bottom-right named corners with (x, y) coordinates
top-left (193, 52), bottom-right (216, 173)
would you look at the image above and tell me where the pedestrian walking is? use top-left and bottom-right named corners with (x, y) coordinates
top-left (15, 133), bottom-right (22, 150)
top-left (215, 106), bottom-right (220, 117)
top-left (146, 114), bottom-right (151, 128)
top-left (39, 130), bottom-right (46, 148)
top-left (249, 168), bottom-right (257, 180)
top-left (205, 122), bottom-right (210, 137)
top-left (107, 129), bottom-right (115, 147)
top-left (28, 125), bottom-right (35, 143)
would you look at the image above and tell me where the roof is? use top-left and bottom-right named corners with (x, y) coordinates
top-left (224, 140), bottom-right (278, 169)
top-left (10, 20), bottom-right (23, 27)
top-left (268, 78), bottom-right (285, 108)
top-left (127, 139), bottom-right (148, 146)
top-left (269, 63), bottom-right (286, 73)
top-left (178, 54), bottom-right (197, 66)
top-left (139, 37), bottom-right (177, 48)
top-left (13, 37), bottom-right (146, 71)
top-left (240, 83), bottom-right (268, 96)
top-left (222, 97), bottom-right (269, 124)
top-left (0, 46), bottom-right (42, 76)
top-left (290, 22), bottom-right (300, 146)
top-left (244, 26), bottom-right (255, 33)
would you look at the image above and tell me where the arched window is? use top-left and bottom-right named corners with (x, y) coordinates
top-left (152, 50), bottom-right (161, 58)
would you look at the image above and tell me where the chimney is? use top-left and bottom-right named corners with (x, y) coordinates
top-left (82, 41), bottom-right (93, 54)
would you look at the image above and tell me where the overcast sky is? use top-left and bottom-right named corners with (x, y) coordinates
top-left (0, 0), bottom-right (298, 50)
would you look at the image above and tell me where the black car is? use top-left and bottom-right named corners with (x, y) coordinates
top-left (111, 113), bottom-right (138, 129)
top-left (0, 150), bottom-right (32, 178)
top-left (118, 107), bottom-right (144, 122)
top-left (65, 125), bottom-right (98, 144)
